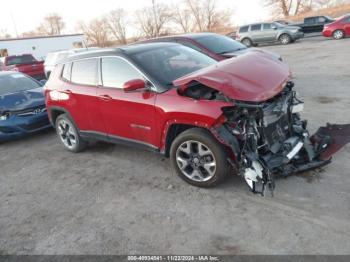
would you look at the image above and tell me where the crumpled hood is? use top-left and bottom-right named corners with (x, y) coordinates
top-left (0, 87), bottom-right (45, 112)
top-left (174, 52), bottom-right (291, 102)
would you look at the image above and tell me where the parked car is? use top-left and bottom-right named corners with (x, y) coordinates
top-left (0, 72), bottom-right (51, 142)
top-left (322, 14), bottom-right (350, 39)
top-left (134, 32), bottom-right (282, 61)
top-left (44, 48), bottom-right (99, 79)
top-left (293, 16), bottom-right (334, 33)
top-left (45, 43), bottom-right (350, 194)
top-left (237, 22), bottom-right (304, 46)
top-left (1, 54), bottom-right (45, 80)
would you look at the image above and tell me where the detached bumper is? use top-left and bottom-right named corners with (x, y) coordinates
top-left (0, 113), bottom-right (52, 142)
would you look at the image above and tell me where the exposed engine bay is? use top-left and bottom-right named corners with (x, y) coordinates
top-left (182, 80), bottom-right (350, 196)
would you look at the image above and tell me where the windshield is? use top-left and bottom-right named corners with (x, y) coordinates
top-left (0, 73), bottom-right (40, 95)
top-left (130, 45), bottom-right (217, 87)
top-left (6, 55), bottom-right (37, 66)
top-left (195, 35), bottom-right (247, 54)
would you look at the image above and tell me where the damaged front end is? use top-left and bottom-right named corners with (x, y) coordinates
top-left (212, 81), bottom-right (350, 196)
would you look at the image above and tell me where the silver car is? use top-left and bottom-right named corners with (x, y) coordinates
top-left (237, 22), bottom-right (304, 47)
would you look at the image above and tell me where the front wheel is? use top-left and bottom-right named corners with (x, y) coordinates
top-left (333, 30), bottom-right (344, 40)
top-left (170, 128), bottom-right (230, 188)
top-left (55, 114), bottom-right (87, 153)
top-left (279, 34), bottom-right (292, 45)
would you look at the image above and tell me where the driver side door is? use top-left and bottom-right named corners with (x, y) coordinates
top-left (97, 57), bottom-right (158, 149)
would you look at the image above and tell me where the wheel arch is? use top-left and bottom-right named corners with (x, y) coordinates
top-left (48, 106), bottom-right (75, 128)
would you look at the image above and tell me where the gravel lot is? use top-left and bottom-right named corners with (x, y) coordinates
top-left (1, 36), bottom-right (350, 255)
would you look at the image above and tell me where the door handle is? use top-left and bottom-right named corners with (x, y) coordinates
top-left (99, 94), bottom-right (112, 101)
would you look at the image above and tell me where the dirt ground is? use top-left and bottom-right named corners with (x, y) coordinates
top-left (0, 36), bottom-right (350, 255)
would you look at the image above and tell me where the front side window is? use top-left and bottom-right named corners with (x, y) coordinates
top-left (250, 24), bottom-right (262, 31)
top-left (71, 59), bottom-right (98, 86)
top-left (263, 23), bottom-right (272, 30)
top-left (101, 57), bottom-right (143, 89)
top-left (318, 17), bottom-right (326, 23)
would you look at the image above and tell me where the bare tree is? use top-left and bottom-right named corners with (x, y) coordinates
top-left (37, 13), bottom-right (65, 35)
top-left (77, 18), bottom-right (110, 47)
top-left (172, 5), bottom-right (196, 33)
top-left (181, 0), bottom-right (232, 32)
top-left (0, 29), bottom-right (11, 39)
top-left (107, 8), bottom-right (128, 45)
top-left (136, 0), bottom-right (171, 38)
top-left (265, 0), bottom-right (328, 17)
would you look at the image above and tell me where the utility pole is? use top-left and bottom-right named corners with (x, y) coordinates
top-left (10, 11), bottom-right (19, 38)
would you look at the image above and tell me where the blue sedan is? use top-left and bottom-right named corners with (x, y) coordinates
top-left (0, 72), bottom-right (51, 142)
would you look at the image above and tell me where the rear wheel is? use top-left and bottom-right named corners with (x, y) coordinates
top-left (170, 128), bottom-right (230, 188)
top-left (242, 38), bottom-right (253, 47)
top-left (279, 34), bottom-right (292, 45)
top-left (333, 30), bottom-right (344, 40)
top-left (55, 114), bottom-right (87, 153)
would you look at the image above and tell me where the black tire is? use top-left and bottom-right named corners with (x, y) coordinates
top-left (333, 29), bottom-right (344, 40)
top-left (170, 128), bottom-right (230, 188)
top-left (55, 114), bottom-right (87, 153)
top-left (279, 34), bottom-right (292, 45)
top-left (242, 38), bottom-right (253, 47)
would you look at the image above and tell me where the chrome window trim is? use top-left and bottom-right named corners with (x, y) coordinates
top-left (60, 55), bottom-right (158, 92)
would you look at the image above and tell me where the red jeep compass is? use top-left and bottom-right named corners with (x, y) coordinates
top-left (45, 43), bottom-right (350, 194)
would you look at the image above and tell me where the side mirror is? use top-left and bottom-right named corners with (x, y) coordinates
top-left (271, 25), bottom-right (277, 30)
top-left (123, 79), bottom-right (146, 92)
top-left (39, 79), bottom-right (47, 86)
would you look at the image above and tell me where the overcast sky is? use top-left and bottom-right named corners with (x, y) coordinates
top-left (0, 0), bottom-right (269, 36)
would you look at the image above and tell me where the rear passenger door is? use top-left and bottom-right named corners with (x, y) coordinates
top-left (249, 24), bottom-right (263, 42)
top-left (97, 57), bottom-right (157, 148)
top-left (60, 58), bottom-right (105, 132)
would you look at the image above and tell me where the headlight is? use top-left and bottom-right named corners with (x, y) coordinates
top-left (0, 113), bottom-right (9, 120)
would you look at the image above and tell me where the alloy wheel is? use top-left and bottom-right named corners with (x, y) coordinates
top-left (175, 140), bottom-right (217, 182)
top-left (280, 34), bottom-right (291, 44)
top-left (333, 30), bottom-right (344, 40)
top-left (57, 119), bottom-right (77, 150)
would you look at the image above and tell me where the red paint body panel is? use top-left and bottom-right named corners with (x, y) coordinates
top-left (322, 15), bottom-right (350, 37)
top-left (174, 52), bottom-right (291, 102)
top-left (313, 124), bottom-right (350, 160)
top-left (2, 55), bottom-right (45, 79)
top-left (97, 87), bottom-right (157, 146)
top-left (154, 88), bottom-right (232, 150)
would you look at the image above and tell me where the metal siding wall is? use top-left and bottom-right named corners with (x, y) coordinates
top-left (0, 35), bottom-right (85, 60)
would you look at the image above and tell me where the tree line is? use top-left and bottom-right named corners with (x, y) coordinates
top-left (0, 0), bottom-right (347, 45)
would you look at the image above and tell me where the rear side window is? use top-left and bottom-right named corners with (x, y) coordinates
top-left (305, 17), bottom-right (315, 24)
top-left (250, 24), bottom-right (261, 31)
top-left (239, 26), bottom-right (249, 33)
top-left (317, 17), bottom-right (326, 23)
top-left (71, 59), bottom-right (98, 86)
top-left (101, 57), bottom-right (143, 89)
